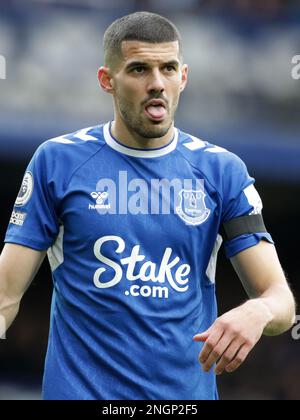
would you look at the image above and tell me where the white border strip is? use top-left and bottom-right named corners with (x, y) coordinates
top-left (103, 122), bottom-right (178, 158)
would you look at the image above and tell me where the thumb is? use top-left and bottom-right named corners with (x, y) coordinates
top-left (193, 331), bottom-right (210, 342)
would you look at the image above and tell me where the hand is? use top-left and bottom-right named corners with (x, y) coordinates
top-left (193, 300), bottom-right (273, 375)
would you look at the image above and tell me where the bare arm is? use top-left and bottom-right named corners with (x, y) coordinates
top-left (230, 240), bottom-right (296, 336)
top-left (194, 241), bottom-right (296, 375)
top-left (0, 243), bottom-right (46, 337)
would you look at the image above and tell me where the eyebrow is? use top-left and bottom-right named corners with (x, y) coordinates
top-left (125, 60), bottom-right (180, 70)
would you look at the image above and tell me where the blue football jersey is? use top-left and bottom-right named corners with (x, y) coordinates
top-left (5, 122), bottom-right (273, 400)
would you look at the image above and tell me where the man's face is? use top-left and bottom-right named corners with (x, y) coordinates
top-left (109, 40), bottom-right (188, 139)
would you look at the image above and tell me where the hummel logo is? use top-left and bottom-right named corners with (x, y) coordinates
top-left (91, 191), bottom-right (108, 204)
top-left (89, 191), bottom-right (111, 210)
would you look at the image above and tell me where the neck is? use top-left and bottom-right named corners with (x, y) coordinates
top-left (111, 117), bottom-right (175, 150)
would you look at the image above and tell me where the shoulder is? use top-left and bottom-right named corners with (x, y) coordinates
top-left (176, 129), bottom-right (248, 182)
top-left (28, 124), bottom-right (107, 188)
top-left (36, 124), bottom-right (106, 160)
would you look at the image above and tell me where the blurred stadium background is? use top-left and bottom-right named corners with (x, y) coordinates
top-left (0, 0), bottom-right (300, 400)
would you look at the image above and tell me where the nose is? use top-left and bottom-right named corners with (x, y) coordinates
top-left (147, 68), bottom-right (165, 94)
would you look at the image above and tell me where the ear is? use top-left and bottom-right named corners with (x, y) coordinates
top-left (98, 66), bottom-right (114, 93)
top-left (180, 64), bottom-right (188, 92)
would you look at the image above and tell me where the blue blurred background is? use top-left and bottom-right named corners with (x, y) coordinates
top-left (0, 0), bottom-right (299, 400)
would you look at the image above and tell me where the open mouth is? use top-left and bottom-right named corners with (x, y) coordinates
top-left (144, 100), bottom-right (167, 121)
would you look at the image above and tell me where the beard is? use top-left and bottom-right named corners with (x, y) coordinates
top-left (116, 92), bottom-right (179, 139)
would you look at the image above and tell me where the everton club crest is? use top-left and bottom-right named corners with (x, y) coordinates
top-left (176, 189), bottom-right (210, 226)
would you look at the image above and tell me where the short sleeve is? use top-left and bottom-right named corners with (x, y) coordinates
top-left (221, 154), bottom-right (274, 258)
top-left (4, 145), bottom-right (59, 251)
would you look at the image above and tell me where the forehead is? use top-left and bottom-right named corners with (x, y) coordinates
top-left (120, 40), bottom-right (180, 66)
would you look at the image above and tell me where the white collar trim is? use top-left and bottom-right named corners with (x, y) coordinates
top-left (103, 122), bottom-right (178, 158)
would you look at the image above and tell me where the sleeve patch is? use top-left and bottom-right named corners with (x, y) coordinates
top-left (15, 171), bottom-right (34, 207)
top-left (243, 184), bottom-right (262, 215)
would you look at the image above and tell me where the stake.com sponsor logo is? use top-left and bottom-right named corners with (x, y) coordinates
top-left (93, 235), bottom-right (191, 299)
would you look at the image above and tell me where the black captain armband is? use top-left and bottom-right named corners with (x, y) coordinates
top-left (220, 214), bottom-right (267, 242)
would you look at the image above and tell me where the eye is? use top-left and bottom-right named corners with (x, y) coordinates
top-left (165, 65), bottom-right (176, 72)
top-left (132, 66), bottom-right (146, 74)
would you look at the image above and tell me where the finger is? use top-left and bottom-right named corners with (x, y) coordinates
top-left (193, 325), bottom-right (213, 342)
top-left (201, 333), bottom-right (235, 372)
top-left (193, 332), bottom-right (209, 342)
top-left (225, 344), bottom-right (251, 373)
top-left (198, 328), bottom-right (224, 367)
top-left (214, 339), bottom-right (242, 375)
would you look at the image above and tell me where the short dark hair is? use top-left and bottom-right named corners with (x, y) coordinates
top-left (103, 11), bottom-right (182, 68)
